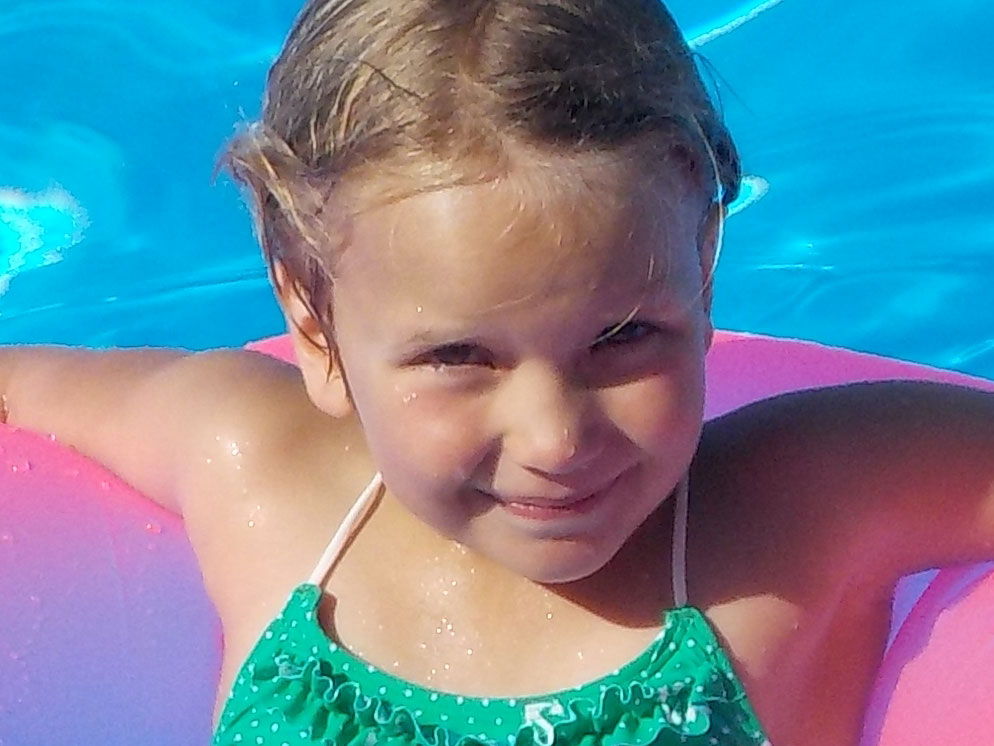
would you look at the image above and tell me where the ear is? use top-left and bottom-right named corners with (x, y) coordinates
top-left (695, 202), bottom-right (725, 350)
top-left (274, 263), bottom-right (354, 418)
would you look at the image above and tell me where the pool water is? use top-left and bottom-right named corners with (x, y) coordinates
top-left (1, 0), bottom-right (992, 377)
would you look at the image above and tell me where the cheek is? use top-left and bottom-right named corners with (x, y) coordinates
top-left (357, 379), bottom-right (492, 485)
top-left (602, 354), bottom-right (705, 454)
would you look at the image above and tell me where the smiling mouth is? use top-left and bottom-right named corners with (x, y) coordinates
top-left (505, 492), bottom-right (597, 509)
top-left (484, 472), bottom-right (625, 519)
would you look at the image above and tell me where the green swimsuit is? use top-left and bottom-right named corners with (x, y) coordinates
top-left (213, 476), bottom-right (771, 746)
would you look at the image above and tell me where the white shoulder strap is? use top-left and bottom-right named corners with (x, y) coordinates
top-left (307, 473), bottom-right (384, 588)
top-left (671, 476), bottom-right (690, 607)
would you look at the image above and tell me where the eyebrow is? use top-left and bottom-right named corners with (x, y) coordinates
top-left (398, 328), bottom-right (483, 348)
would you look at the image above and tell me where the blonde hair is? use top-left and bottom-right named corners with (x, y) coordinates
top-left (218, 0), bottom-right (740, 349)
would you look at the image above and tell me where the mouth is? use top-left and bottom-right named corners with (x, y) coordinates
top-left (486, 472), bottom-right (626, 521)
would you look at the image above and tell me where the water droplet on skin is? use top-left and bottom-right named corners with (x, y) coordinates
top-left (466, 648), bottom-right (473, 656)
top-left (546, 612), bottom-right (554, 620)
top-left (47, 433), bottom-right (57, 442)
top-left (416, 305), bottom-right (423, 314)
top-left (0, 533), bottom-right (12, 544)
top-left (99, 481), bottom-right (110, 491)
top-left (343, 445), bottom-right (350, 452)
top-left (401, 392), bottom-right (418, 404)
top-left (205, 457), bottom-right (213, 465)
top-left (246, 504), bottom-right (263, 528)
top-left (419, 643), bottom-right (427, 650)
top-left (28, 595), bottom-right (39, 606)
top-left (144, 522), bottom-right (162, 535)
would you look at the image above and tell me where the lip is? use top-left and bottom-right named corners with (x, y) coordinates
top-left (489, 472), bottom-right (625, 521)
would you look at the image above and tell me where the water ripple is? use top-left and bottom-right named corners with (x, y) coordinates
top-left (0, 2), bottom-right (279, 78)
top-left (0, 185), bottom-right (89, 296)
top-left (688, 0), bottom-right (787, 48)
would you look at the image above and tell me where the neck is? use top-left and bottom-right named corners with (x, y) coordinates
top-left (374, 486), bottom-right (679, 630)
top-left (549, 495), bottom-right (677, 627)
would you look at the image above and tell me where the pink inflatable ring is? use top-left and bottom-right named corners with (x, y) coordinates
top-left (1, 331), bottom-right (992, 745)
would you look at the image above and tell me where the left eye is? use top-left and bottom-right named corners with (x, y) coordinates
top-left (592, 321), bottom-right (658, 349)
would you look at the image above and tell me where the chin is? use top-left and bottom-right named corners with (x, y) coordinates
top-left (502, 541), bottom-right (619, 585)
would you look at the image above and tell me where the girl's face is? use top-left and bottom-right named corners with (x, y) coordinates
top-left (303, 162), bottom-right (716, 584)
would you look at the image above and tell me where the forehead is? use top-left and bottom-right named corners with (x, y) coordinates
top-left (335, 161), bottom-right (704, 320)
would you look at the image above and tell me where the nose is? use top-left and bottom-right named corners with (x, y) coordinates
top-left (498, 362), bottom-right (599, 475)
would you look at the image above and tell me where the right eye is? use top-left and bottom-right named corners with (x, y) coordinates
top-left (416, 344), bottom-right (494, 370)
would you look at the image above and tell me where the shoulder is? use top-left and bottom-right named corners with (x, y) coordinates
top-left (692, 384), bottom-right (898, 598)
top-left (160, 350), bottom-right (372, 609)
top-left (156, 347), bottom-right (335, 466)
top-left (156, 347), bottom-right (306, 412)
top-left (146, 348), bottom-right (327, 504)
top-left (697, 381), bottom-right (994, 591)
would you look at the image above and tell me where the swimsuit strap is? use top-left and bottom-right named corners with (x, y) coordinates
top-left (306, 472), bottom-right (385, 589)
top-left (671, 476), bottom-right (690, 607)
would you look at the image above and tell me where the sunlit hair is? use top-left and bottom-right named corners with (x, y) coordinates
top-left (218, 0), bottom-right (740, 352)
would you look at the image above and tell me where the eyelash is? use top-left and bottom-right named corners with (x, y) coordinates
top-left (417, 322), bottom-right (660, 370)
top-left (420, 344), bottom-right (493, 369)
top-left (592, 321), bottom-right (658, 348)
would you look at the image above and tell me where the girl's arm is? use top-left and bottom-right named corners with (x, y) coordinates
top-left (753, 381), bottom-right (994, 583)
top-left (0, 345), bottom-right (303, 516)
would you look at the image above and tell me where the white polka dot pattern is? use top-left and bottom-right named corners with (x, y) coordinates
top-left (212, 583), bottom-right (769, 746)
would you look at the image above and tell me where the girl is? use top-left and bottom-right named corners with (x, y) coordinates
top-left (2, 1), bottom-right (993, 744)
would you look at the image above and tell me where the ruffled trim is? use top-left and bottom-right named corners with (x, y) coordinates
top-left (244, 649), bottom-right (763, 746)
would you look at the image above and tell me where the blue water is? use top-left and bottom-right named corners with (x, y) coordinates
top-left (1, 0), bottom-right (992, 376)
